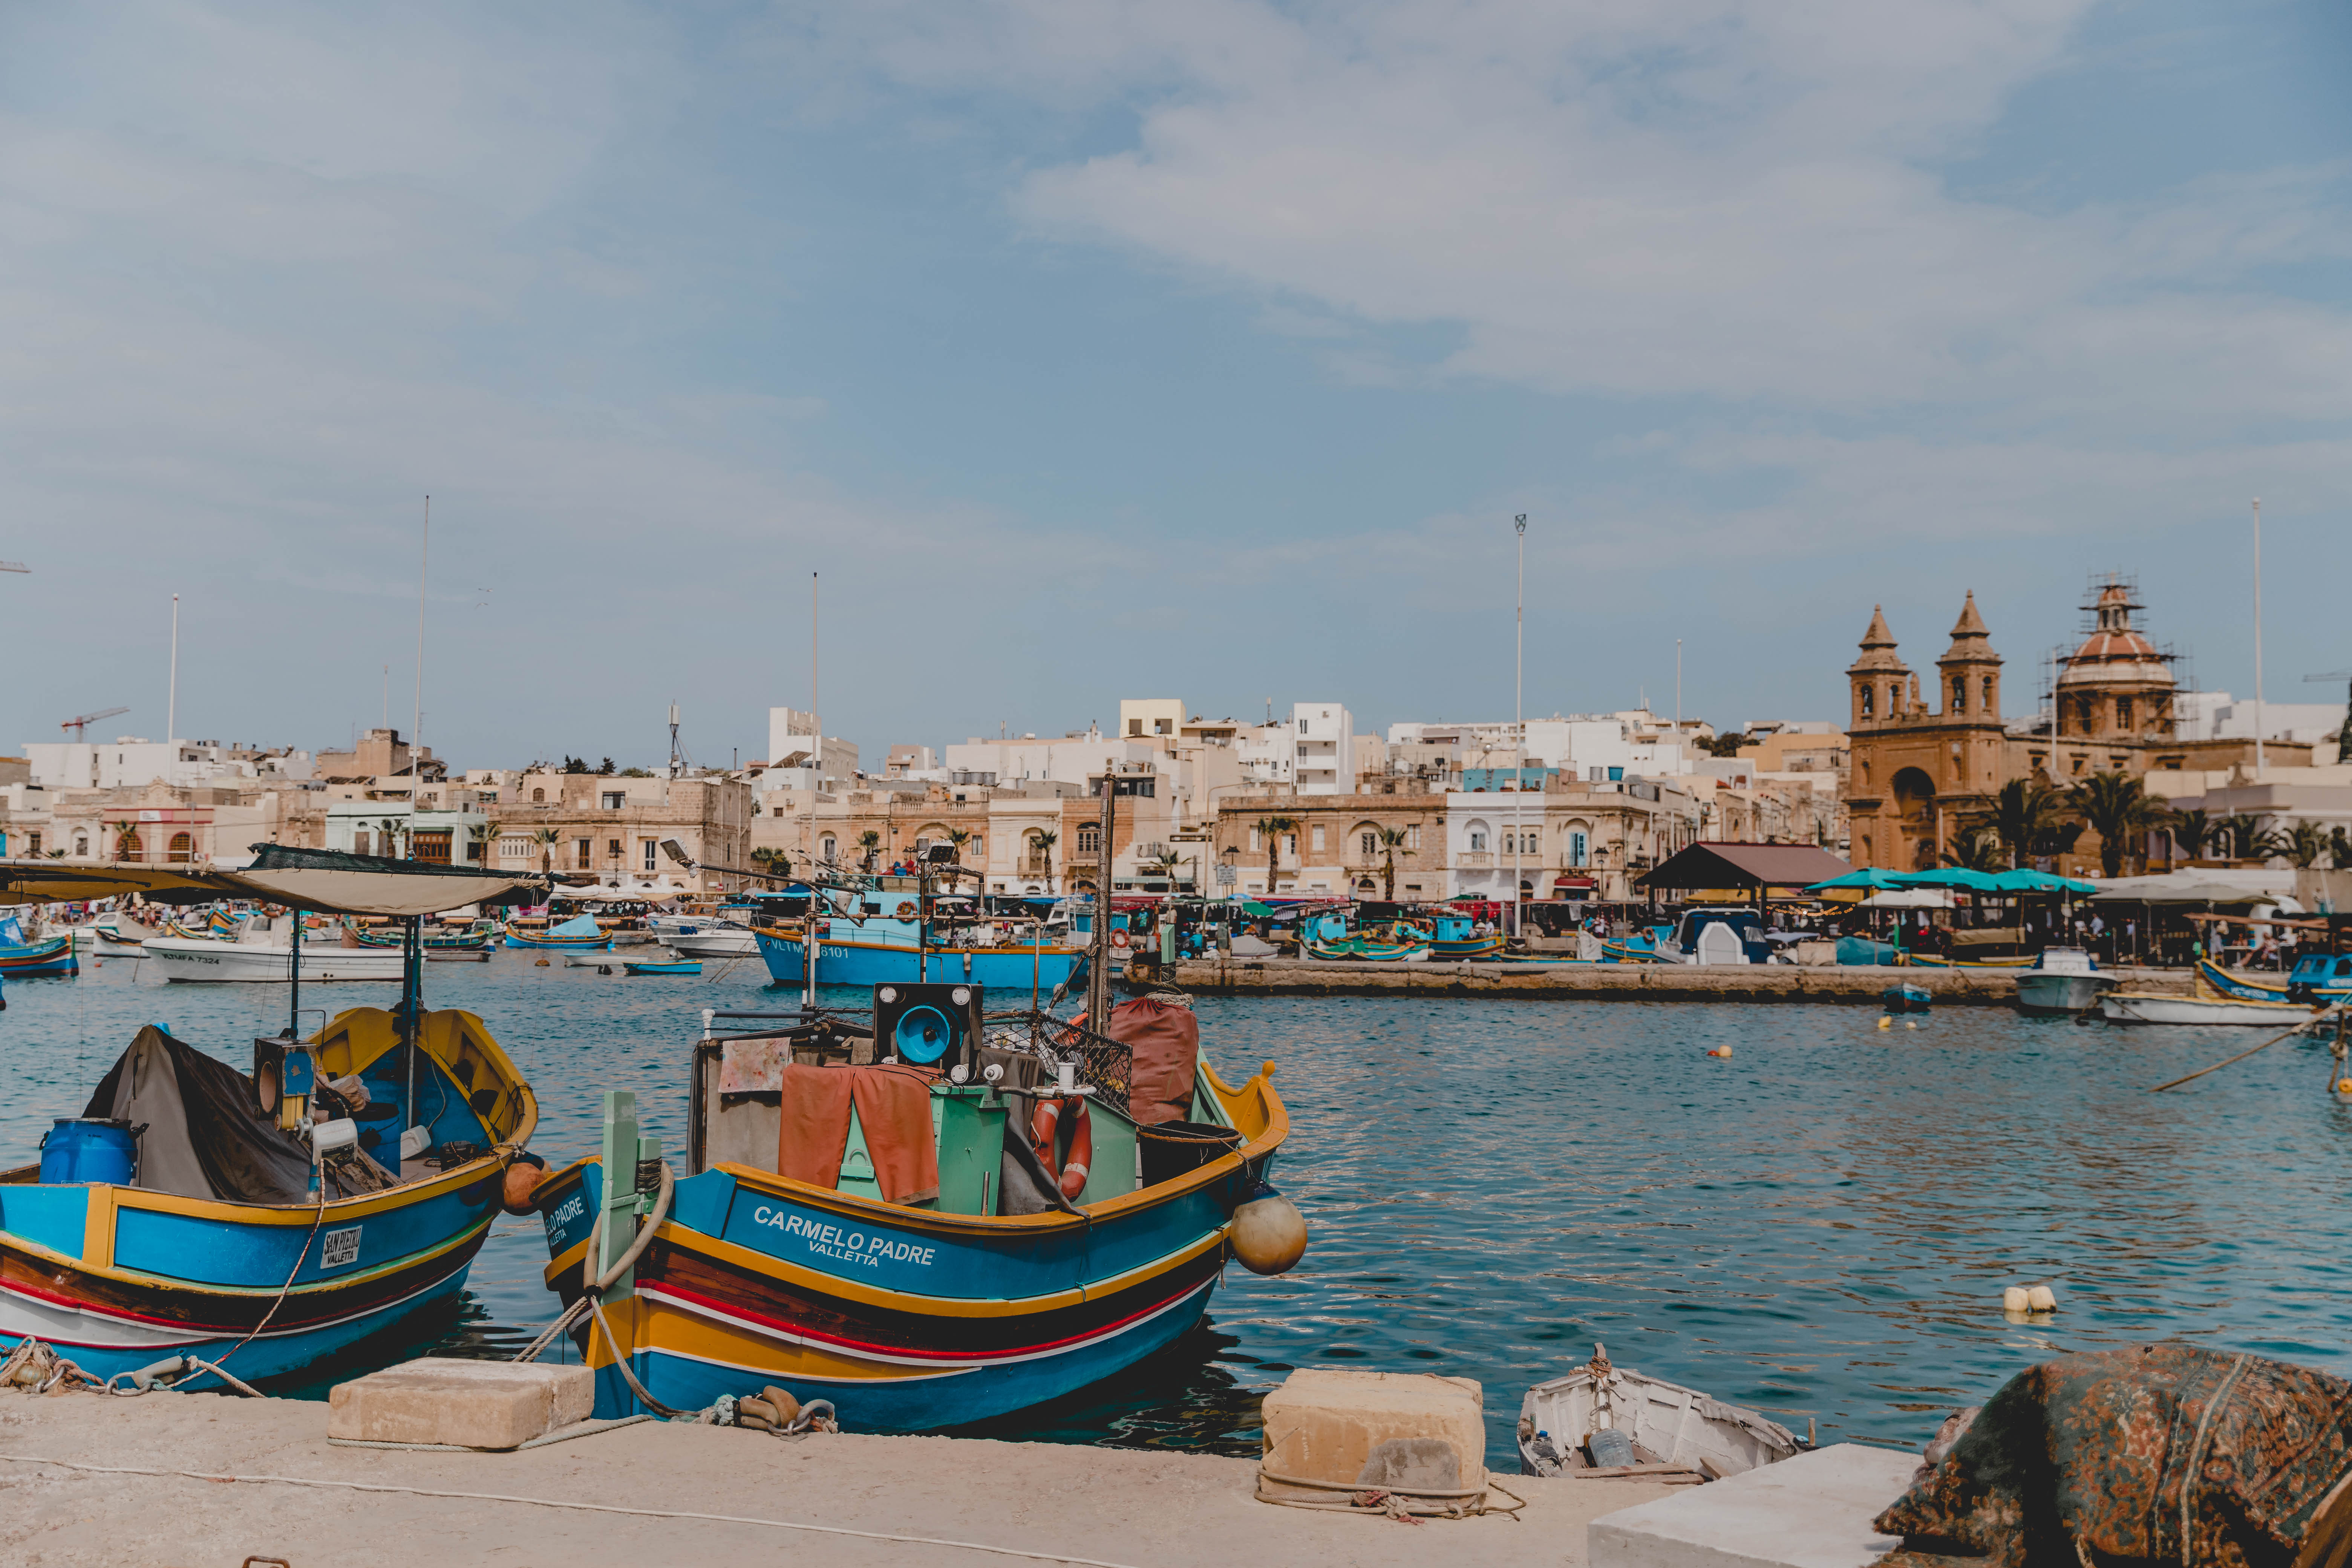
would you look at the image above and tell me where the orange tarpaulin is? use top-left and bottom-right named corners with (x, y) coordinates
top-left (777, 1063), bottom-right (940, 1205)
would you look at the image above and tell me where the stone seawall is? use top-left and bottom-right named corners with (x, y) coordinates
top-left (1166, 957), bottom-right (2182, 1004)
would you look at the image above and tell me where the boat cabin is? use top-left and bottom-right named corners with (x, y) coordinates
top-left (1670, 908), bottom-right (1772, 965)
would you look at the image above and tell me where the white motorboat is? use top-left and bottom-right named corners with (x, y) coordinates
top-left (2098, 991), bottom-right (2320, 1026)
top-left (142, 917), bottom-right (404, 984)
top-left (1517, 1344), bottom-right (1801, 1479)
top-left (661, 922), bottom-right (758, 958)
top-left (2014, 947), bottom-right (2113, 1016)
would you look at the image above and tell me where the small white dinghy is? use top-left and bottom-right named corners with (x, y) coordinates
top-left (1517, 1344), bottom-right (1801, 1480)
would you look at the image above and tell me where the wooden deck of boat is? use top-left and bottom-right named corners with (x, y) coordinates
top-left (1167, 956), bottom-right (2187, 1003)
top-left (0, 1387), bottom-right (1680, 1566)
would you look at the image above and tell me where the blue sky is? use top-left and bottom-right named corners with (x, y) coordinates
top-left (3, 1), bottom-right (2348, 771)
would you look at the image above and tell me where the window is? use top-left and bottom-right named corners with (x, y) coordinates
top-left (969, 834), bottom-right (983, 857)
top-left (1249, 827), bottom-right (1262, 852)
top-left (532, 788), bottom-right (545, 803)
top-left (466, 836), bottom-right (484, 862)
top-left (1155, 719), bottom-right (1170, 735)
top-left (354, 830), bottom-right (372, 857)
top-left (1360, 831), bottom-right (1377, 858)
top-left (1311, 825), bottom-right (1326, 852)
top-left (602, 791), bottom-right (625, 811)
top-left (1298, 718), bottom-right (1308, 733)
top-left (1470, 830), bottom-right (1487, 851)
top-left (167, 831), bottom-right (194, 864)
top-left (1406, 824), bottom-right (1421, 850)
top-left (1283, 834), bottom-right (1297, 858)
top-left (1860, 685), bottom-right (1874, 718)
top-left (1951, 677), bottom-right (1966, 713)
top-left (117, 830), bottom-right (142, 862)
top-left (73, 833), bottom-right (88, 858)
top-left (2117, 696), bottom-right (2134, 729)
top-left (499, 837), bottom-right (530, 861)
top-left (575, 838), bottom-right (592, 869)
top-left (413, 830), bottom-right (452, 865)
top-left (1128, 719), bottom-right (1142, 736)
top-left (821, 836), bottom-right (837, 862)
top-left (643, 839), bottom-right (657, 871)
top-left (1981, 675), bottom-right (1995, 710)
top-left (1570, 831), bottom-right (1588, 867)
top-left (24, 832), bottom-right (38, 856)
top-left (1076, 824), bottom-right (1102, 855)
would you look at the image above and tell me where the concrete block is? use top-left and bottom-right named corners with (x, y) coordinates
top-left (328, 1357), bottom-right (595, 1450)
top-left (1589, 1444), bottom-right (1919, 1568)
top-left (1259, 1369), bottom-right (1485, 1490)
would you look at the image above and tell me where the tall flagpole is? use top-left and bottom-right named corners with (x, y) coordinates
top-left (2251, 499), bottom-right (2265, 777)
top-left (167, 594), bottom-right (179, 743)
top-left (414, 495), bottom-right (430, 763)
top-left (1513, 513), bottom-right (1527, 939)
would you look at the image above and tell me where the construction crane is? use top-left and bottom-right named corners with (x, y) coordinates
top-left (60, 706), bottom-right (130, 739)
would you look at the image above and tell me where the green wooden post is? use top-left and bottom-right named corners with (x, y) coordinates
top-left (596, 1090), bottom-right (639, 1303)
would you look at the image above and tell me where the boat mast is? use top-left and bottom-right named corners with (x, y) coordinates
top-left (167, 593), bottom-right (179, 747)
top-left (804, 571), bottom-right (818, 1013)
top-left (414, 495), bottom-right (429, 760)
top-left (1088, 768), bottom-right (1115, 1034)
top-left (1513, 514), bottom-right (1526, 941)
top-left (2252, 499), bottom-right (2265, 777)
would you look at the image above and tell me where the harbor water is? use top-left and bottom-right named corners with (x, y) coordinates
top-left (5, 952), bottom-right (2349, 1467)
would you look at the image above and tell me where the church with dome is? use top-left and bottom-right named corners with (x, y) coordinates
top-left (1843, 579), bottom-right (2299, 871)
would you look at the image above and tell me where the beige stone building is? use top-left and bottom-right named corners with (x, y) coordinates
top-left (487, 770), bottom-right (752, 893)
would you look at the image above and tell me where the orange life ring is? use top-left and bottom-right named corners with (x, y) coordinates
top-left (1111, 929), bottom-right (1131, 949)
top-left (895, 901), bottom-right (917, 918)
top-left (1031, 1096), bottom-right (1093, 1200)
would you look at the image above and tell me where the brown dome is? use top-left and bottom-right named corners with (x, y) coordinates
top-left (2056, 582), bottom-right (2173, 690)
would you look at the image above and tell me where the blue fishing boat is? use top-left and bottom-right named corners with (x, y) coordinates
top-left (1882, 983), bottom-right (1932, 1013)
top-left (0, 848), bottom-right (550, 1390)
top-left (622, 959), bottom-right (703, 976)
top-left (1423, 914), bottom-right (1504, 960)
top-left (0, 934), bottom-right (78, 978)
top-left (505, 913), bottom-right (611, 951)
top-left (753, 904), bottom-right (1081, 991)
top-left (531, 990), bottom-right (1298, 1429)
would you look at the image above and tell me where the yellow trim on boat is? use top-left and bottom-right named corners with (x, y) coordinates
top-left (83, 1186), bottom-right (114, 1269)
top-left (7, 1213), bottom-right (493, 1298)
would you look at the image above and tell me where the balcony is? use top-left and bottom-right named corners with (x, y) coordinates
top-left (1455, 851), bottom-right (1493, 868)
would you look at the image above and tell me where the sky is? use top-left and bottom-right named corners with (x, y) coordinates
top-left (3, 0), bottom-right (2349, 772)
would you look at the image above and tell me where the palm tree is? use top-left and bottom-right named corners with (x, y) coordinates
top-left (2282, 819), bottom-right (2329, 868)
top-left (1254, 815), bottom-right (1298, 897)
top-left (1030, 829), bottom-right (1057, 880)
top-left (2066, 772), bottom-right (2159, 879)
top-left (466, 821), bottom-right (493, 866)
top-left (2170, 808), bottom-right (2216, 861)
top-left (1940, 827), bottom-right (2007, 872)
top-left (1977, 779), bottom-right (2068, 868)
top-left (376, 817), bottom-right (410, 861)
top-left (2332, 826), bottom-right (2352, 870)
top-left (2216, 813), bottom-right (2268, 863)
top-left (946, 827), bottom-right (973, 863)
top-left (1375, 825), bottom-right (1413, 900)
top-left (857, 830), bottom-right (882, 871)
top-left (531, 826), bottom-right (560, 874)
top-left (111, 819), bottom-right (138, 863)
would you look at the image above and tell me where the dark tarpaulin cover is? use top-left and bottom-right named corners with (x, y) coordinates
top-left (1876, 1343), bottom-right (2352, 1568)
top-left (81, 1027), bottom-right (318, 1204)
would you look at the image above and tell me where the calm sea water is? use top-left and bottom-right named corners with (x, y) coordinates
top-left (6, 951), bottom-right (2349, 1466)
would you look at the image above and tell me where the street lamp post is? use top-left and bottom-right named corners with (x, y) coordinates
top-left (1513, 513), bottom-right (1527, 939)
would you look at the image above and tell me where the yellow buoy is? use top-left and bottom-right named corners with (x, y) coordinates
top-left (1231, 1191), bottom-right (1309, 1276)
top-left (1877, 1016), bottom-right (1893, 1030)
top-left (2336, 1079), bottom-right (2352, 1095)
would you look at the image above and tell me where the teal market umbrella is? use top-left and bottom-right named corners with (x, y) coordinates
top-left (1807, 870), bottom-right (1908, 892)
top-left (1988, 868), bottom-right (2097, 894)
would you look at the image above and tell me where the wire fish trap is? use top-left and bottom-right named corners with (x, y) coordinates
top-left (984, 1009), bottom-right (1134, 1104)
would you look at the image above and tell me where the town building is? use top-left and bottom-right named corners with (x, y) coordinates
top-left (23, 737), bottom-right (315, 792)
top-left (486, 770), bottom-right (752, 894)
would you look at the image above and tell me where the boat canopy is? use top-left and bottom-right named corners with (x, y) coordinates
top-left (0, 844), bottom-right (551, 917)
top-left (81, 1026), bottom-right (333, 1203)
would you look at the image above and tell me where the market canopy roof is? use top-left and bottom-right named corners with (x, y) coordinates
top-left (0, 844), bottom-right (550, 917)
top-left (1808, 869), bottom-right (1909, 892)
top-left (2089, 877), bottom-right (2286, 905)
top-left (1987, 868), bottom-right (2097, 894)
top-left (1900, 868), bottom-right (2004, 891)
top-left (1638, 842), bottom-right (1853, 893)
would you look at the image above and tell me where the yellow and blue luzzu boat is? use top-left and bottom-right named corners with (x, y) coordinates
top-left (533, 1007), bottom-right (1293, 1429)
top-left (0, 1006), bottom-right (537, 1388)
top-left (504, 914), bottom-right (611, 950)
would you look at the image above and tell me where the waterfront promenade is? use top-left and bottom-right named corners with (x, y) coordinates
top-left (1171, 956), bottom-right (2181, 1002)
top-left (0, 1390), bottom-right (1679, 1566)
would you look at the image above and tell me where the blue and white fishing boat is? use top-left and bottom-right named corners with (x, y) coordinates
top-left (0, 847), bottom-right (549, 1389)
top-left (505, 913), bottom-right (611, 951)
top-left (754, 885), bottom-right (1083, 992)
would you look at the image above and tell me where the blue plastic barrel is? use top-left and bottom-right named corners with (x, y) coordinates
top-left (39, 1118), bottom-right (137, 1185)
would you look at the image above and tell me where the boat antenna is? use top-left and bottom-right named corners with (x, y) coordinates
top-left (2252, 498), bottom-right (2265, 776)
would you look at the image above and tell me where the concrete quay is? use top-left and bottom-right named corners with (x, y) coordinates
top-left (1170, 956), bottom-right (2182, 1004)
top-left (0, 1388), bottom-right (1686, 1568)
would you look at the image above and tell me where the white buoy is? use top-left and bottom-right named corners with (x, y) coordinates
top-left (2003, 1285), bottom-right (2030, 1312)
top-left (2026, 1284), bottom-right (2058, 1312)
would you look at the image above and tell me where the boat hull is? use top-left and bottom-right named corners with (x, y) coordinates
top-left (0, 937), bottom-right (80, 978)
top-left (142, 938), bottom-right (404, 983)
top-left (753, 929), bottom-right (1082, 990)
top-left (2098, 992), bottom-right (2318, 1026)
top-left (504, 929), bottom-right (612, 950)
top-left (663, 929), bottom-right (758, 958)
top-left (2014, 972), bottom-right (2113, 1015)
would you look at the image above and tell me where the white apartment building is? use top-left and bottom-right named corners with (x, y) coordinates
top-left (1118, 698), bottom-right (1185, 740)
top-left (1237, 703), bottom-right (1355, 794)
top-left (1387, 712), bottom-right (1695, 782)
top-left (23, 738), bottom-right (315, 792)
top-left (2174, 691), bottom-right (2346, 753)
